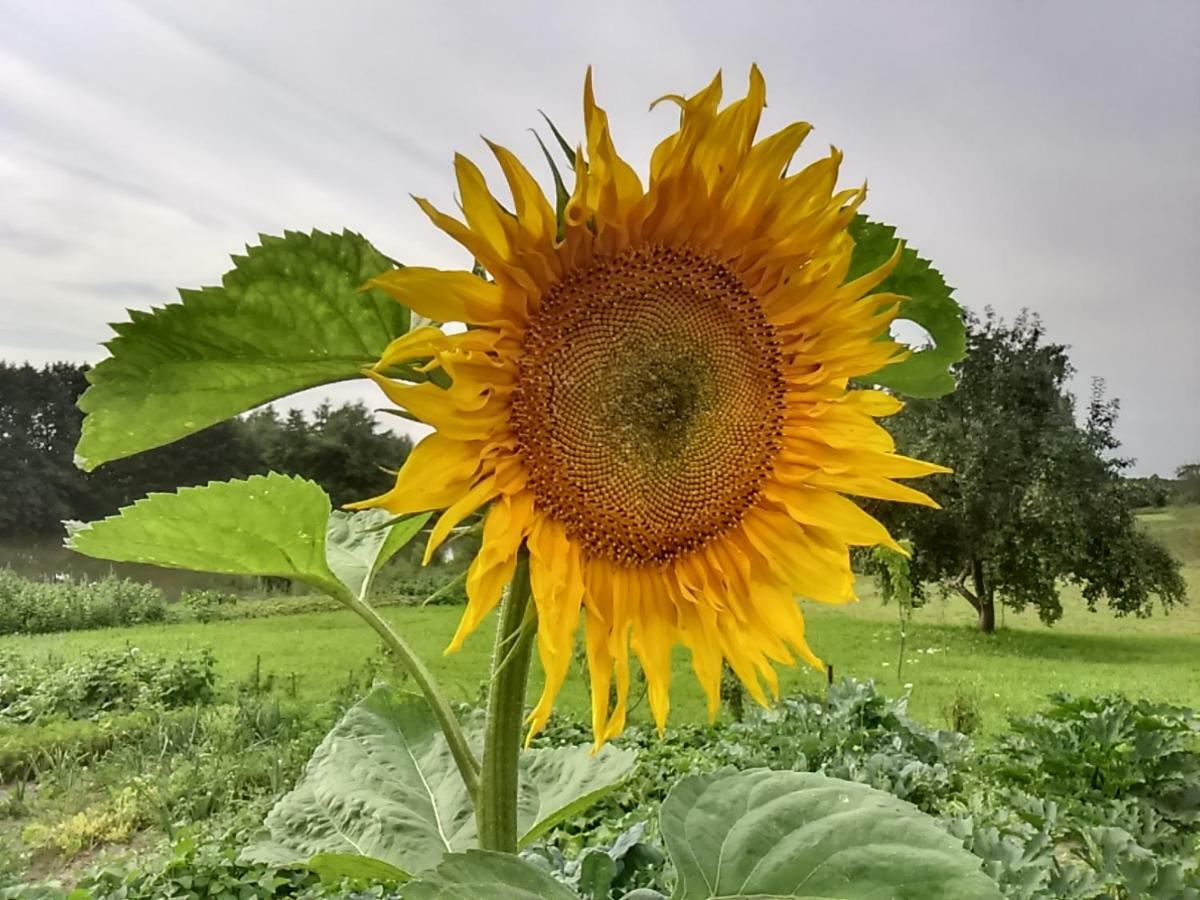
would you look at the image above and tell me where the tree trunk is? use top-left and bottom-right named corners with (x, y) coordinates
top-left (972, 558), bottom-right (996, 634)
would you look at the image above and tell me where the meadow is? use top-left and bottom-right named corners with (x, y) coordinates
top-left (4, 507), bottom-right (1197, 735)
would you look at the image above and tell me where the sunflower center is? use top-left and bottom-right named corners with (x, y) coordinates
top-left (511, 244), bottom-right (785, 565)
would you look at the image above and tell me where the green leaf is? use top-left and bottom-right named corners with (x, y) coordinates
top-left (75, 229), bottom-right (407, 470)
top-left (67, 473), bottom-right (346, 599)
top-left (403, 850), bottom-right (578, 900)
top-left (306, 852), bottom-right (409, 885)
top-left (848, 216), bottom-right (965, 399)
top-left (660, 768), bottom-right (1003, 900)
top-left (538, 110), bottom-right (577, 169)
top-left (243, 689), bottom-right (476, 877)
top-left (532, 129), bottom-right (571, 241)
top-left (325, 508), bottom-right (431, 601)
top-left (577, 848), bottom-right (617, 900)
top-left (517, 743), bottom-right (637, 847)
top-left (244, 688), bottom-right (635, 875)
top-left (67, 474), bottom-right (428, 605)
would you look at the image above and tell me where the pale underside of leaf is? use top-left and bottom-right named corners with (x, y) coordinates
top-left (243, 689), bottom-right (635, 877)
top-left (66, 474), bottom-right (430, 610)
top-left (660, 769), bottom-right (1003, 900)
top-left (66, 473), bottom-right (345, 597)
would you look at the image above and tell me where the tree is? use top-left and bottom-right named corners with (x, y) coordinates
top-left (0, 362), bottom-right (88, 536)
top-left (242, 401), bottom-right (411, 507)
top-left (0, 362), bottom-right (411, 536)
top-left (1, 362), bottom-right (263, 536)
top-left (872, 310), bottom-right (1185, 633)
top-left (1121, 475), bottom-right (1171, 509)
top-left (1175, 462), bottom-right (1200, 505)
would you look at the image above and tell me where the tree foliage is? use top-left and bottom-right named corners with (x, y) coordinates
top-left (1122, 475), bottom-right (1172, 509)
top-left (873, 310), bottom-right (1186, 632)
top-left (1176, 463), bottom-right (1200, 506)
top-left (0, 361), bottom-right (411, 537)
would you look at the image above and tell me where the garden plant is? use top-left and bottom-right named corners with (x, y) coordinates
top-left (60, 69), bottom-right (1013, 898)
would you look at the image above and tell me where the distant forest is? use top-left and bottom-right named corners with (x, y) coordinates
top-left (0, 362), bottom-right (413, 538)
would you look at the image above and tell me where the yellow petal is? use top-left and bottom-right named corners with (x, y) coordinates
top-left (346, 432), bottom-right (485, 514)
top-left (583, 67), bottom-right (644, 234)
top-left (424, 473), bottom-right (500, 564)
top-left (584, 603), bottom-right (613, 747)
top-left (630, 576), bottom-right (675, 735)
top-left (764, 482), bottom-right (903, 553)
top-left (806, 470), bottom-right (942, 508)
top-left (486, 139), bottom-right (559, 253)
top-left (454, 153), bottom-right (516, 264)
top-left (368, 267), bottom-right (515, 327)
top-left (525, 517), bottom-right (586, 742)
top-left (448, 491), bottom-right (535, 652)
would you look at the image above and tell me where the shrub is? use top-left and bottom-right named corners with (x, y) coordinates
top-left (178, 589), bottom-right (239, 623)
top-left (979, 693), bottom-right (1200, 830)
top-left (949, 693), bottom-right (1200, 898)
top-left (0, 647), bottom-right (216, 725)
top-left (534, 677), bottom-right (968, 860)
top-left (0, 569), bottom-right (167, 636)
top-left (374, 570), bottom-right (468, 605)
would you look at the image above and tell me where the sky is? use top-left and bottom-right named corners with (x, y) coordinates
top-left (1, 0), bottom-right (1197, 476)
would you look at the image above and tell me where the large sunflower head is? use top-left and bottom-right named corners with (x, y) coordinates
top-left (353, 67), bottom-right (948, 746)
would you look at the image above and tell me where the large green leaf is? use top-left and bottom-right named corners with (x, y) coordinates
top-left (660, 769), bottom-right (1003, 900)
top-left (244, 689), bottom-right (476, 877)
top-left (66, 474), bottom-right (427, 605)
top-left (244, 688), bottom-right (635, 875)
top-left (848, 216), bottom-right (965, 399)
top-left (75, 229), bottom-right (406, 470)
top-left (66, 473), bottom-right (345, 598)
top-left (403, 850), bottom-right (577, 900)
top-left (517, 743), bottom-right (637, 847)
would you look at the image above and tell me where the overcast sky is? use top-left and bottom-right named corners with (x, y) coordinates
top-left (2, 0), bottom-right (1197, 475)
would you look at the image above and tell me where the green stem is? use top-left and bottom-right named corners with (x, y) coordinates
top-left (477, 547), bottom-right (535, 853)
top-left (343, 594), bottom-right (481, 799)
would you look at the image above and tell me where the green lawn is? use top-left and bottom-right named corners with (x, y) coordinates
top-left (4, 566), bottom-right (1196, 739)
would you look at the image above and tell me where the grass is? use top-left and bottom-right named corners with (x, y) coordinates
top-left (3, 581), bottom-right (1196, 740)
top-left (2, 508), bottom-right (1196, 740)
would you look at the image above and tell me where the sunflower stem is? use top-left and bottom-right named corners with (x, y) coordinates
top-left (477, 547), bottom-right (535, 853)
top-left (341, 593), bottom-right (481, 799)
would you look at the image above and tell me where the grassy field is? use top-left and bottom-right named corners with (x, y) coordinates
top-left (4, 507), bottom-right (1197, 737)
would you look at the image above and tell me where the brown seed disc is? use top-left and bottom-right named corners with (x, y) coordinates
top-left (510, 244), bottom-right (785, 565)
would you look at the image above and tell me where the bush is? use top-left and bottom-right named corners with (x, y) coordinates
top-left (0, 570), bottom-right (167, 636)
top-left (374, 570), bottom-right (468, 605)
top-left (0, 710), bottom-right (168, 781)
top-left (177, 589), bottom-right (239, 623)
top-left (949, 693), bottom-right (1200, 898)
top-left (534, 677), bottom-right (968, 861)
top-left (0, 647), bottom-right (216, 725)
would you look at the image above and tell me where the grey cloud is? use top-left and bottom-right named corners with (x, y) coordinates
top-left (0, 225), bottom-right (71, 257)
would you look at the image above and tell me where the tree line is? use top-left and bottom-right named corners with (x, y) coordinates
top-left (0, 362), bottom-right (412, 538)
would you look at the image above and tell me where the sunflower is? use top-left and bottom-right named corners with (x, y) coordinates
top-left (353, 67), bottom-right (947, 746)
